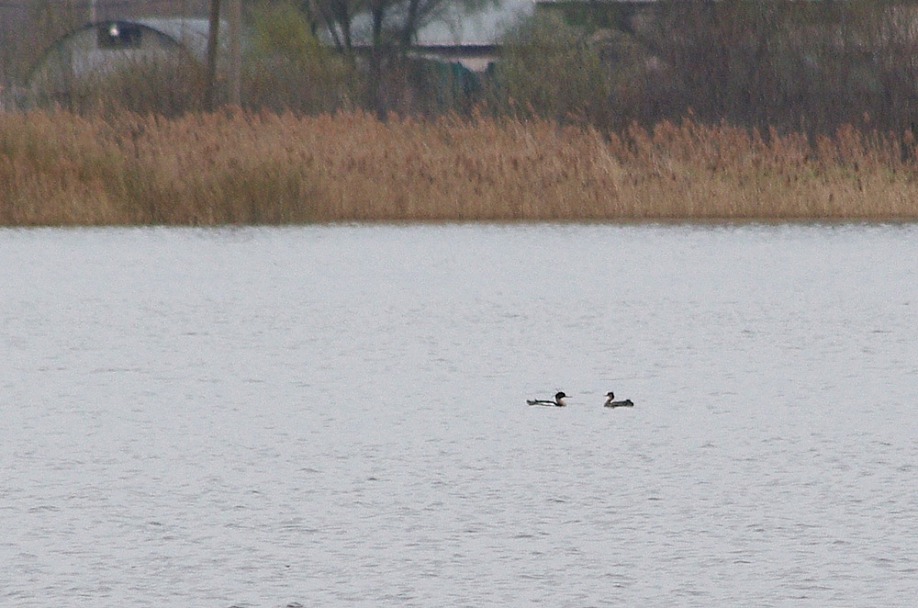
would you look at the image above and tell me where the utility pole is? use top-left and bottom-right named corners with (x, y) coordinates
top-left (227, 0), bottom-right (241, 106)
top-left (205, 0), bottom-right (221, 111)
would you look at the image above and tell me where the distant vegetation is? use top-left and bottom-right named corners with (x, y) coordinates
top-left (494, 0), bottom-right (918, 136)
top-left (8, 0), bottom-right (918, 136)
top-left (2, 1), bottom-right (918, 224)
top-left (2, 110), bottom-right (915, 225)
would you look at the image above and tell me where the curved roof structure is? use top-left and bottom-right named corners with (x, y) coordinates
top-left (27, 18), bottom-right (223, 91)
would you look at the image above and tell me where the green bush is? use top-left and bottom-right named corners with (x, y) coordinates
top-left (243, 0), bottom-right (364, 113)
top-left (491, 13), bottom-right (613, 125)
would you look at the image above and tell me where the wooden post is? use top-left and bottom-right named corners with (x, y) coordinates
top-left (205, 0), bottom-right (221, 111)
top-left (227, 0), bottom-right (241, 106)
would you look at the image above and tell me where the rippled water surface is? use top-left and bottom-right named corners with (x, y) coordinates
top-left (2, 224), bottom-right (917, 607)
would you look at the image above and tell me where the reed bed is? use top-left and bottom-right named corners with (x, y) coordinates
top-left (1, 110), bottom-right (916, 225)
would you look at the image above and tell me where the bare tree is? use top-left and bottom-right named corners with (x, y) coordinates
top-left (306, 0), bottom-right (364, 54)
top-left (308, 0), bottom-right (498, 116)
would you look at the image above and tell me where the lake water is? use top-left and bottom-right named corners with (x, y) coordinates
top-left (1, 224), bottom-right (916, 607)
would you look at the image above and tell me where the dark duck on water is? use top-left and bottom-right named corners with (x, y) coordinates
top-left (604, 391), bottom-right (634, 408)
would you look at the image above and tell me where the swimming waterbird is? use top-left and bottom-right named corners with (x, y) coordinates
top-left (527, 391), bottom-right (568, 407)
top-left (604, 392), bottom-right (634, 408)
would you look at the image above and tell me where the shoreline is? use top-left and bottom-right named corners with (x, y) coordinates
top-left (3, 218), bottom-right (916, 230)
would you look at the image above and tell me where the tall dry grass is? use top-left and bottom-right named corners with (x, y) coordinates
top-left (1, 109), bottom-right (916, 225)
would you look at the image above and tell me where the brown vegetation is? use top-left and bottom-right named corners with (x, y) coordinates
top-left (1, 110), bottom-right (916, 226)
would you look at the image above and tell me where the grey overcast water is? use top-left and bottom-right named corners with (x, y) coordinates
top-left (2, 224), bottom-right (916, 607)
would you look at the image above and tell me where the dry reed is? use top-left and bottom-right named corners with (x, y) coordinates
top-left (1, 109), bottom-right (916, 225)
